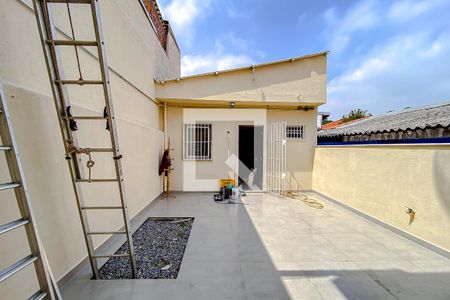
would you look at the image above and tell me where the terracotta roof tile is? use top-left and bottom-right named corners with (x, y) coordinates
top-left (321, 117), bottom-right (368, 131)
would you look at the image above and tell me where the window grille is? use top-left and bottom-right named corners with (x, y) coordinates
top-left (286, 125), bottom-right (304, 140)
top-left (184, 124), bottom-right (212, 160)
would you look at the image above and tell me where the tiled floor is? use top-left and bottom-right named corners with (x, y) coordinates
top-left (61, 192), bottom-right (450, 299)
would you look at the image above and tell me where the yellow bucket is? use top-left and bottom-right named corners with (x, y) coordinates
top-left (220, 179), bottom-right (235, 188)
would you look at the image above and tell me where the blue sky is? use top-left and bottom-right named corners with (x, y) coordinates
top-left (158, 0), bottom-right (450, 119)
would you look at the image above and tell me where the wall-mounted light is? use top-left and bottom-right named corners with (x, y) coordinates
top-left (229, 101), bottom-right (236, 108)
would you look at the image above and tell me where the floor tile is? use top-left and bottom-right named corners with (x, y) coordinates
top-left (61, 192), bottom-right (450, 300)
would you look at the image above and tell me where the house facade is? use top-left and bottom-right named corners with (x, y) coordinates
top-left (0, 0), bottom-right (326, 298)
top-left (2, 2), bottom-right (450, 300)
top-left (157, 53), bottom-right (327, 191)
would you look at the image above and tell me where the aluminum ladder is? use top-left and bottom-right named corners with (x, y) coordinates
top-left (32, 0), bottom-right (137, 278)
top-left (0, 83), bottom-right (61, 300)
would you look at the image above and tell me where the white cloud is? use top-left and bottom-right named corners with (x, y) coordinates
top-left (181, 53), bottom-right (253, 76)
top-left (222, 33), bottom-right (249, 51)
top-left (226, 5), bottom-right (245, 19)
top-left (322, 0), bottom-right (450, 118)
top-left (420, 39), bottom-right (446, 58)
top-left (323, 0), bottom-right (380, 53)
top-left (219, 32), bottom-right (265, 59)
top-left (161, 0), bottom-right (213, 46)
top-left (326, 32), bottom-right (450, 118)
top-left (180, 32), bottom-right (264, 76)
top-left (388, 0), bottom-right (447, 23)
top-left (296, 13), bottom-right (307, 31)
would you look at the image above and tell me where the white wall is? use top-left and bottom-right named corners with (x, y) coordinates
top-left (166, 108), bottom-right (318, 191)
top-left (166, 108), bottom-right (267, 191)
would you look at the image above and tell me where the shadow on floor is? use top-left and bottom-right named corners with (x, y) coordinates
top-left (60, 192), bottom-right (450, 300)
top-left (279, 268), bottom-right (450, 299)
top-left (60, 192), bottom-right (291, 299)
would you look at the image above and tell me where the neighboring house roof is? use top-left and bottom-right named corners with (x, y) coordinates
top-left (319, 102), bottom-right (450, 138)
top-left (321, 117), bottom-right (368, 131)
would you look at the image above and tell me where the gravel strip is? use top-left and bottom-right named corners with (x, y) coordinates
top-left (98, 217), bottom-right (194, 279)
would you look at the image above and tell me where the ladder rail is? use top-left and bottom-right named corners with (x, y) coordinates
top-left (90, 0), bottom-right (137, 277)
top-left (33, 0), bottom-right (138, 278)
top-left (33, 0), bottom-right (99, 277)
top-left (0, 83), bottom-right (56, 299)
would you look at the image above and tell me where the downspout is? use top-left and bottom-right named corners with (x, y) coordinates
top-left (164, 102), bottom-right (168, 148)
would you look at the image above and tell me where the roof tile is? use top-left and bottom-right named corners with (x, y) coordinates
top-left (319, 102), bottom-right (450, 137)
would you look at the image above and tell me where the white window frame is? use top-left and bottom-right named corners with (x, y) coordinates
top-left (286, 125), bottom-right (305, 141)
top-left (183, 123), bottom-right (212, 160)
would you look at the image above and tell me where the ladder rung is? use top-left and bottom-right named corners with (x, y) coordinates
top-left (82, 206), bottom-right (123, 210)
top-left (87, 231), bottom-right (126, 235)
top-left (0, 182), bottom-right (20, 191)
top-left (92, 253), bottom-right (129, 259)
top-left (65, 115), bottom-right (106, 120)
top-left (44, 0), bottom-right (92, 3)
top-left (29, 291), bottom-right (47, 300)
top-left (0, 218), bottom-right (30, 235)
top-left (0, 255), bottom-right (38, 283)
top-left (0, 145), bottom-right (11, 151)
top-left (76, 179), bottom-right (119, 183)
top-left (87, 148), bottom-right (114, 153)
top-left (55, 80), bottom-right (104, 85)
top-left (47, 39), bottom-right (98, 46)
top-left (68, 147), bottom-right (113, 153)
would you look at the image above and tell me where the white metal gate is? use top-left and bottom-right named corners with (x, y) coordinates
top-left (267, 122), bottom-right (286, 194)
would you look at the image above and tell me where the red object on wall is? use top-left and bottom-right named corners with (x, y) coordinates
top-left (159, 149), bottom-right (171, 176)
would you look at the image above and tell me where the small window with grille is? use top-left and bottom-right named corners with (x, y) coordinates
top-left (183, 124), bottom-right (212, 160)
top-left (286, 125), bottom-right (305, 140)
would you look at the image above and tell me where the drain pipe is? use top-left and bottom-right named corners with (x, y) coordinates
top-left (164, 102), bottom-right (168, 148)
top-left (227, 131), bottom-right (231, 180)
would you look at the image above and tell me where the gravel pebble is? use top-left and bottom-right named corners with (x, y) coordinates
top-left (98, 217), bottom-right (194, 279)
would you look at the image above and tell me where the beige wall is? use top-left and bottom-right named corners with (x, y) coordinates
top-left (156, 30), bottom-right (181, 80)
top-left (165, 107), bottom-right (184, 190)
top-left (267, 109), bottom-right (318, 190)
top-left (156, 54), bottom-right (327, 106)
top-left (313, 145), bottom-right (450, 251)
top-left (0, 0), bottom-right (178, 298)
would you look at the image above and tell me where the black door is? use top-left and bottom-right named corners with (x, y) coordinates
top-left (238, 126), bottom-right (264, 190)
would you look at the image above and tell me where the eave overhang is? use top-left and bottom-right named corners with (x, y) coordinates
top-left (155, 51), bottom-right (328, 108)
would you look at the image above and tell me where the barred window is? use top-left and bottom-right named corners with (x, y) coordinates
top-left (286, 125), bottom-right (304, 140)
top-left (183, 124), bottom-right (212, 160)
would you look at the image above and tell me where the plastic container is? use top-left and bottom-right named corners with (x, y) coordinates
top-left (220, 179), bottom-right (235, 188)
